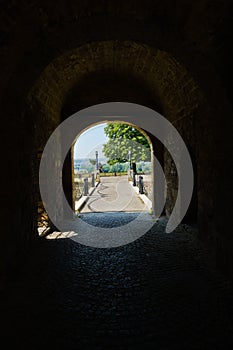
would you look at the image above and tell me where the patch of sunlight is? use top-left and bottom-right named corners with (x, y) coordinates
top-left (45, 231), bottom-right (78, 239)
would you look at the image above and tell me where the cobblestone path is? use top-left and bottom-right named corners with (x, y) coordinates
top-left (1, 215), bottom-right (233, 350)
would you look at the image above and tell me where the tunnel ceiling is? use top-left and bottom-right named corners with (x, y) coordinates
top-left (1, 0), bottom-right (232, 106)
top-left (28, 41), bottom-right (199, 123)
top-left (61, 69), bottom-right (162, 119)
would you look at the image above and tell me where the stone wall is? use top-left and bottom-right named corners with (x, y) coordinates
top-left (0, 0), bottom-right (232, 288)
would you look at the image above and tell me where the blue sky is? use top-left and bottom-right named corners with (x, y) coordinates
top-left (74, 123), bottom-right (108, 159)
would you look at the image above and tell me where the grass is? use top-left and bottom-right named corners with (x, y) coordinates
top-left (99, 172), bottom-right (128, 177)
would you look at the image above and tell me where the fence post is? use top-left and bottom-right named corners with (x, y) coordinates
top-left (132, 162), bottom-right (137, 186)
top-left (138, 175), bottom-right (144, 194)
top-left (84, 177), bottom-right (89, 195)
top-left (133, 172), bottom-right (136, 186)
top-left (91, 173), bottom-right (95, 187)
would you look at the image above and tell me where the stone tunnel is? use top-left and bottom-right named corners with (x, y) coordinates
top-left (0, 1), bottom-right (233, 349)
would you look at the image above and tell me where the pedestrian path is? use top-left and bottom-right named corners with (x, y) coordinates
top-left (81, 175), bottom-right (149, 213)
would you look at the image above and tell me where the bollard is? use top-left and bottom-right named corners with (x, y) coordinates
top-left (83, 177), bottom-right (89, 195)
top-left (138, 175), bottom-right (144, 194)
top-left (133, 172), bottom-right (136, 186)
top-left (91, 173), bottom-right (95, 187)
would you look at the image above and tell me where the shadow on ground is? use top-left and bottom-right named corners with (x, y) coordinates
top-left (1, 216), bottom-right (233, 350)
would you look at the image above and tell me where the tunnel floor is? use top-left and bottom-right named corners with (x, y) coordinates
top-left (1, 215), bottom-right (233, 350)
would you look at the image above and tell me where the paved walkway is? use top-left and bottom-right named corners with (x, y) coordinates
top-left (81, 175), bottom-right (149, 213)
top-left (1, 216), bottom-right (233, 350)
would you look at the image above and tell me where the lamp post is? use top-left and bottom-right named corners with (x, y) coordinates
top-left (128, 150), bottom-right (132, 169)
top-left (95, 151), bottom-right (98, 170)
top-left (114, 150), bottom-right (117, 176)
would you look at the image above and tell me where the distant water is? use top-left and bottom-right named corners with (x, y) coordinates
top-left (74, 158), bottom-right (106, 169)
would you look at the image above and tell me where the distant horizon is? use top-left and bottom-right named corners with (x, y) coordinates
top-left (74, 158), bottom-right (151, 163)
top-left (74, 157), bottom-right (107, 160)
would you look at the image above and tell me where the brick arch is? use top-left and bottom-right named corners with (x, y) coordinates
top-left (28, 40), bottom-right (199, 147)
top-left (26, 40), bottom-right (200, 228)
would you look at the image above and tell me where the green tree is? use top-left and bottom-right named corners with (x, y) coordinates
top-left (89, 159), bottom-right (96, 166)
top-left (103, 123), bottom-right (150, 165)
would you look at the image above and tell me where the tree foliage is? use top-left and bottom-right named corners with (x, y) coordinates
top-left (89, 159), bottom-right (96, 166)
top-left (103, 123), bottom-right (151, 165)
